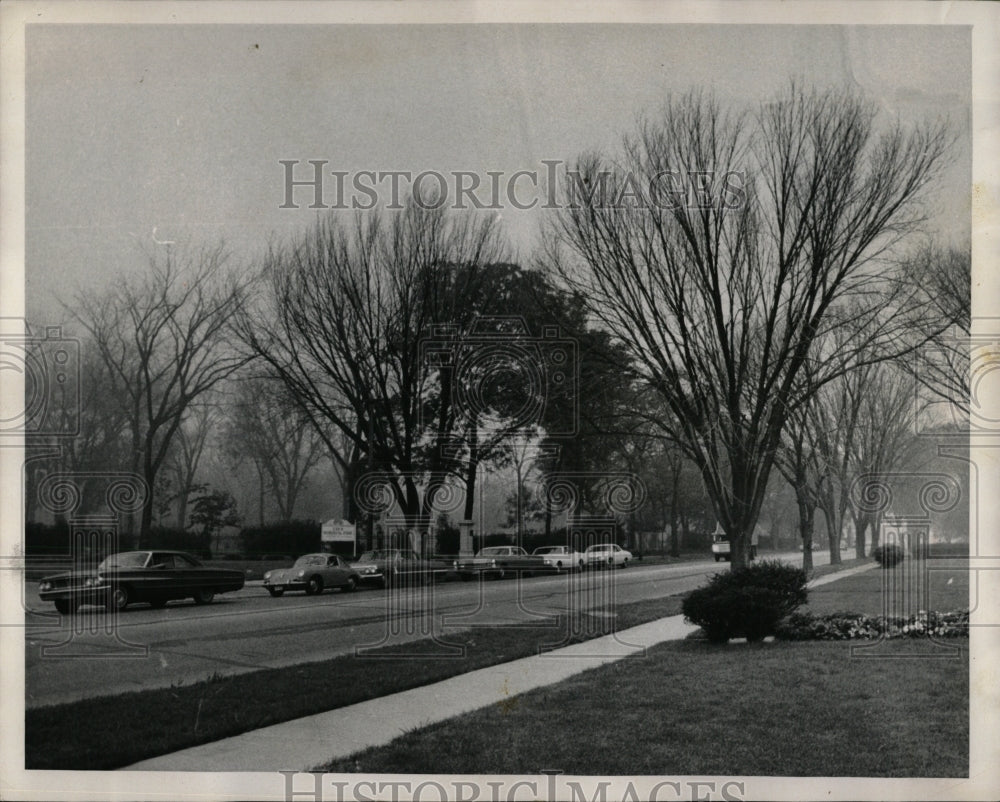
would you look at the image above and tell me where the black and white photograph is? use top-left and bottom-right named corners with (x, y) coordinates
top-left (1, 2), bottom-right (998, 800)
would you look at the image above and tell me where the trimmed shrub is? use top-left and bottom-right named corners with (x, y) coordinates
top-left (873, 543), bottom-right (905, 568)
top-left (681, 559), bottom-right (808, 643)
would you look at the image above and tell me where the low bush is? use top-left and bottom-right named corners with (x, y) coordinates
top-left (681, 560), bottom-right (808, 643)
top-left (240, 520), bottom-right (321, 557)
top-left (776, 609), bottom-right (969, 640)
top-left (24, 518), bottom-right (72, 556)
top-left (872, 543), bottom-right (905, 568)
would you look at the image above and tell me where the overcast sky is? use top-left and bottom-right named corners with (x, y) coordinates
top-left (26, 24), bottom-right (970, 322)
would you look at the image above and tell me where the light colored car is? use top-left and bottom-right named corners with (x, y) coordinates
top-left (532, 545), bottom-right (586, 572)
top-left (263, 553), bottom-right (360, 596)
top-left (584, 543), bottom-right (632, 569)
top-left (711, 532), bottom-right (731, 562)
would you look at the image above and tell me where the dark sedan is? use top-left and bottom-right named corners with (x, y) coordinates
top-left (37, 550), bottom-right (246, 613)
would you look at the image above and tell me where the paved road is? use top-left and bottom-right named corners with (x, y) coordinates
top-left (23, 550), bottom-right (829, 707)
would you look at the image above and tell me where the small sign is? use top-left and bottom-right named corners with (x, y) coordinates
top-left (321, 519), bottom-right (356, 545)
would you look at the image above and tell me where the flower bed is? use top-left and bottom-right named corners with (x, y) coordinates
top-left (775, 609), bottom-right (969, 641)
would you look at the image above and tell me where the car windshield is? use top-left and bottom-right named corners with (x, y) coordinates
top-left (534, 547), bottom-right (563, 555)
top-left (479, 547), bottom-right (505, 556)
top-left (585, 545), bottom-right (607, 552)
top-left (357, 550), bottom-right (393, 561)
top-left (98, 552), bottom-right (150, 570)
top-left (294, 555), bottom-right (328, 567)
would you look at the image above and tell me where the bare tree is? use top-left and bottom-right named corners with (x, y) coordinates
top-left (221, 375), bottom-right (326, 522)
top-left (545, 85), bottom-right (951, 568)
top-left (166, 401), bottom-right (218, 529)
top-left (776, 361), bottom-right (864, 571)
top-left (775, 403), bottom-right (824, 573)
top-left (236, 200), bottom-right (507, 533)
top-left (848, 364), bottom-right (920, 557)
top-left (64, 244), bottom-right (248, 538)
top-left (903, 243), bottom-right (970, 415)
top-left (25, 340), bottom-right (133, 520)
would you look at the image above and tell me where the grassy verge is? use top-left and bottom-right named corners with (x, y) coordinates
top-left (27, 592), bottom-right (685, 770)
top-left (804, 557), bottom-right (969, 617)
top-left (322, 637), bottom-right (968, 777)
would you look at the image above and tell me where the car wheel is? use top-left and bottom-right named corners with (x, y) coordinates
top-left (193, 589), bottom-right (216, 605)
top-left (620, 559), bottom-right (628, 568)
top-left (578, 560), bottom-right (585, 571)
top-left (305, 576), bottom-right (323, 595)
top-left (344, 576), bottom-right (357, 593)
top-left (54, 598), bottom-right (78, 615)
top-left (149, 597), bottom-right (168, 608)
top-left (267, 587), bottom-right (285, 597)
top-left (460, 572), bottom-right (473, 582)
top-left (108, 586), bottom-right (130, 611)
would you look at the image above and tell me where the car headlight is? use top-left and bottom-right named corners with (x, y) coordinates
top-left (362, 566), bottom-right (377, 575)
top-left (296, 569), bottom-right (305, 578)
top-left (264, 571), bottom-right (272, 580)
top-left (39, 581), bottom-right (51, 592)
top-left (490, 559), bottom-right (497, 567)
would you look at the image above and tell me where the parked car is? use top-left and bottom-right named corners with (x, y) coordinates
top-left (263, 553), bottom-right (360, 596)
top-left (455, 545), bottom-right (546, 579)
top-left (37, 550), bottom-right (245, 613)
top-left (532, 545), bottom-right (586, 572)
top-left (584, 543), bottom-right (633, 569)
top-left (348, 549), bottom-right (440, 588)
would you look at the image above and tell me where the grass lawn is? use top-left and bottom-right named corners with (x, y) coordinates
top-left (322, 637), bottom-right (968, 777)
top-left (804, 557), bottom-right (969, 617)
top-left (26, 592), bottom-right (685, 770)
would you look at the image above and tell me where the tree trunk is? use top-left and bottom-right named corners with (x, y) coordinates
top-left (257, 465), bottom-right (266, 526)
top-left (668, 465), bottom-right (681, 557)
top-left (870, 511), bottom-right (883, 551)
top-left (854, 512), bottom-right (868, 559)
top-left (797, 491), bottom-right (815, 574)
top-left (463, 416), bottom-right (479, 523)
top-left (820, 506), bottom-right (842, 566)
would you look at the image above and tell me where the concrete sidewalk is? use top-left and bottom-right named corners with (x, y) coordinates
top-left (124, 562), bottom-right (875, 772)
